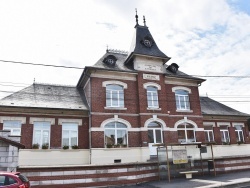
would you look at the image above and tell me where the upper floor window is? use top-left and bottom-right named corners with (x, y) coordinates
top-left (175, 89), bottom-right (190, 110)
top-left (220, 125), bottom-right (230, 143)
top-left (62, 123), bottom-right (78, 148)
top-left (3, 120), bottom-right (21, 136)
top-left (106, 84), bottom-right (124, 108)
top-left (104, 122), bottom-right (127, 148)
top-left (147, 86), bottom-right (159, 108)
top-left (235, 125), bottom-right (244, 142)
top-left (33, 121), bottom-right (50, 148)
top-left (204, 125), bottom-right (214, 142)
top-left (177, 123), bottom-right (196, 143)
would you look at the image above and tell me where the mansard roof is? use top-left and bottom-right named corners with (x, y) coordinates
top-left (0, 83), bottom-right (87, 110)
top-left (200, 96), bottom-right (249, 117)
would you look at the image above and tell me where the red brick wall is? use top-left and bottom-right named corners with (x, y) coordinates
top-left (229, 127), bottom-right (237, 144)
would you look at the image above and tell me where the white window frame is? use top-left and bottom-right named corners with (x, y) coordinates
top-left (234, 125), bottom-right (244, 142)
top-left (106, 84), bottom-right (125, 108)
top-left (147, 86), bottom-right (159, 108)
top-left (62, 123), bottom-right (78, 148)
top-left (177, 123), bottom-right (196, 143)
top-left (33, 121), bottom-right (51, 148)
top-left (3, 120), bottom-right (21, 136)
top-left (220, 126), bottom-right (230, 143)
top-left (175, 90), bottom-right (190, 110)
top-left (104, 122), bottom-right (128, 147)
top-left (204, 129), bottom-right (214, 142)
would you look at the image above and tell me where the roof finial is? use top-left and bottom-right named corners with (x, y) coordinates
top-left (135, 8), bottom-right (139, 26)
top-left (143, 15), bottom-right (146, 26)
top-left (33, 78), bottom-right (35, 84)
top-left (106, 45), bottom-right (109, 52)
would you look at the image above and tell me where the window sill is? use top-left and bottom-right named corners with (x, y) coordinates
top-left (147, 107), bottom-right (161, 111)
top-left (104, 107), bottom-right (127, 110)
top-left (176, 109), bottom-right (193, 113)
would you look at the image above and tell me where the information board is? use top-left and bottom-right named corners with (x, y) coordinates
top-left (172, 149), bottom-right (188, 164)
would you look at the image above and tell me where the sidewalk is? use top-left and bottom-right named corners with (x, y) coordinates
top-left (121, 170), bottom-right (250, 188)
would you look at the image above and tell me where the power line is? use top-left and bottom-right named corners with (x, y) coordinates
top-left (0, 59), bottom-right (84, 70)
top-left (1, 59), bottom-right (250, 78)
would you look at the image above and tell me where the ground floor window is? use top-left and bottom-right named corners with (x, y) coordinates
top-left (204, 125), bottom-right (214, 142)
top-left (220, 125), bottom-right (230, 143)
top-left (235, 125), bottom-right (244, 142)
top-left (33, 121), bottom-right (50, 148)
top-left (3, 120), bottom-right (21, 136)
top-left (147, 122), bottom-right (162, 143)
top-left (104, 122), bottom-right (127, 148)
top-left (177, 123), bottom-right (195, 143)
top-left (62, 123), bottom-right (78, 148)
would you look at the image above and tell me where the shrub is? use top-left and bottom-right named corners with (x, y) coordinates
top-left (72, 145), bottom-right (79, 149)
top-left (32, 143), bottom-right (39, 149)
top-left (63, 145), bottom-right (69, 150)
top-left (42, 143), bottom-right (49, 149)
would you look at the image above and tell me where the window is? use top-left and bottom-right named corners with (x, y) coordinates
top-left (33, 122), bottom-right (50, 148)
top-left (235, 125), bottom-right (244, 142)
top-left (177, 123), bottom-right (196, 143)
top-left (104, 122), bottom-right (127, 147)
top-left (175, 90), bottom-right (190, 110)
top-left (3, 120), bottom-right (21, 136)
top-left (204, 125), bottom-right (214, 142)
top-left (0, 175), bottom-right (17, 186)
top-left (147, 122), bottom-right (162, 143)
top-left (62, 123), bottom-right (78, 147)
top-left (147, 86), bottom-right (159, 108)
top-left (106, 85), bottom-right (124, 108)
top-left (220, 125), bottom-right (230, 143)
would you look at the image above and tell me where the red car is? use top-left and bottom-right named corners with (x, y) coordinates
top-left (0, 172), bottom-right (30, 188)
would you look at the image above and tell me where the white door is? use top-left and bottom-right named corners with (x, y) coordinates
top-left (148, 122), bottom-right (163, 155)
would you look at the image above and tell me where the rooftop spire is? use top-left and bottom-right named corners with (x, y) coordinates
top-left (143, 15), bottom-right (146, 26)
top-left (135, 8), bottom-right (139, 26)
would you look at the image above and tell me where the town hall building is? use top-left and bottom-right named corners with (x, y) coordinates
top-left (0, 14), bottom-right (249, 187)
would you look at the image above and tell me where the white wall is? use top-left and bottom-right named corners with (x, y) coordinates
top-left (91, 147), bottom-right (150, 164)
top-left (18, 149), bottom-right (90, 167)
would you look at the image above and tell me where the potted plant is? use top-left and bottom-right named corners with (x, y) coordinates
top-left (32, 143), bottom-right (39, 149)
top-left (72, 145), bottom-right (79, 149)
top-left (63, 145), bottom-right (69, 150)
top-left (42, 143), bottom-right (49, 149)
top-left (106, 144), bottom-right (113, 148)
top-left (237, 141), bottom-right (244, 145)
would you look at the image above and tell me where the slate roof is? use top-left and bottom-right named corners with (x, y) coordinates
top-left (84, 50), bottom-right (205, 83)
top-left (0, 135), bottom-right (25, 149)
top-left (0, 83), bottom-right (87, 110)
top-left (200, 96), bottom-right (249, 117)
top-left (127, 25), bottom-right (170, 61)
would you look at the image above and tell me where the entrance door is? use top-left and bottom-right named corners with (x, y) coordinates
top-left (148, 122), bottom-right (163, 155)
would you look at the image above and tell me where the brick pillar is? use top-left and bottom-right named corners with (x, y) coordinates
top-left (141, 131), bottom-right (148, 147)
top-left (167, 131), bottom-right (178, 144)
top-left (243, 127), bottom-right (250, 144)
top-left (213, 127), bottom-right (221, 144)
top-left (196, 131), bottom-right (205, 143)
top-left (228, 127), bottom-right (237, 144)
top-left (50, 124), bottom-right (62, 148)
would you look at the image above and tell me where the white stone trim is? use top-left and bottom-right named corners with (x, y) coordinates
top-left (100, 117), bottom-right (132, 129)
top-left (203, 122), bottom-right (216, 127)
top-left (58, 119), bottom-right (82, 126)
top-left (176, 110), bottom-right (193, 113)
top-left (104, 107), bottom-right (127, 110)
top-left (174, 118), bottom-right (198, 129)
top-left (217, 122), bottom-right (231, 127)
top-left (144, 117), bottom-right (168, 129)
top-left (30, 117), bottom-right (55, 125)
top-left (232, 123), bottom-right (245, 127)
top-left (102, 80), bottom-right (127, 89)
top-left (143, 82), bottom-right (161, 90)
top-left (147, 107), bottom-right (162, 111)
top-left (90, 127), bottom-right (148, 132)
top-left (0, 116), bottom-right (26, 124)
top-left (172, 86), bottom-right (191, 94)
top-left (91, 72), bottom-right (137, 81)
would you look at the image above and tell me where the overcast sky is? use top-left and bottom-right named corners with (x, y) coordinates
top-left (0, 0), bottom-right (250, 114)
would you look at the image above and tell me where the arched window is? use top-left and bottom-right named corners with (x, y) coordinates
top-left (177, 123), bottom-right (195, 143)
top-left (104, 122), bottom-right (127, 147)
top-left (106, 85), bottom-right (124, 107)
top-left (147, 86), bottom-right (159, 108)
top-left (175, 89), bottom-right (190, 110)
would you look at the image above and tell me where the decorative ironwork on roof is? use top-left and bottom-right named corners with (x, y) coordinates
top-left (107, 49), bottom-right (128, 55)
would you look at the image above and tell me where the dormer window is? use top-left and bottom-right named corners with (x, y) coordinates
top-left (103, 55), bottom-right (117, 67)
top-left (143, 39), bottom-right (151, 47)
